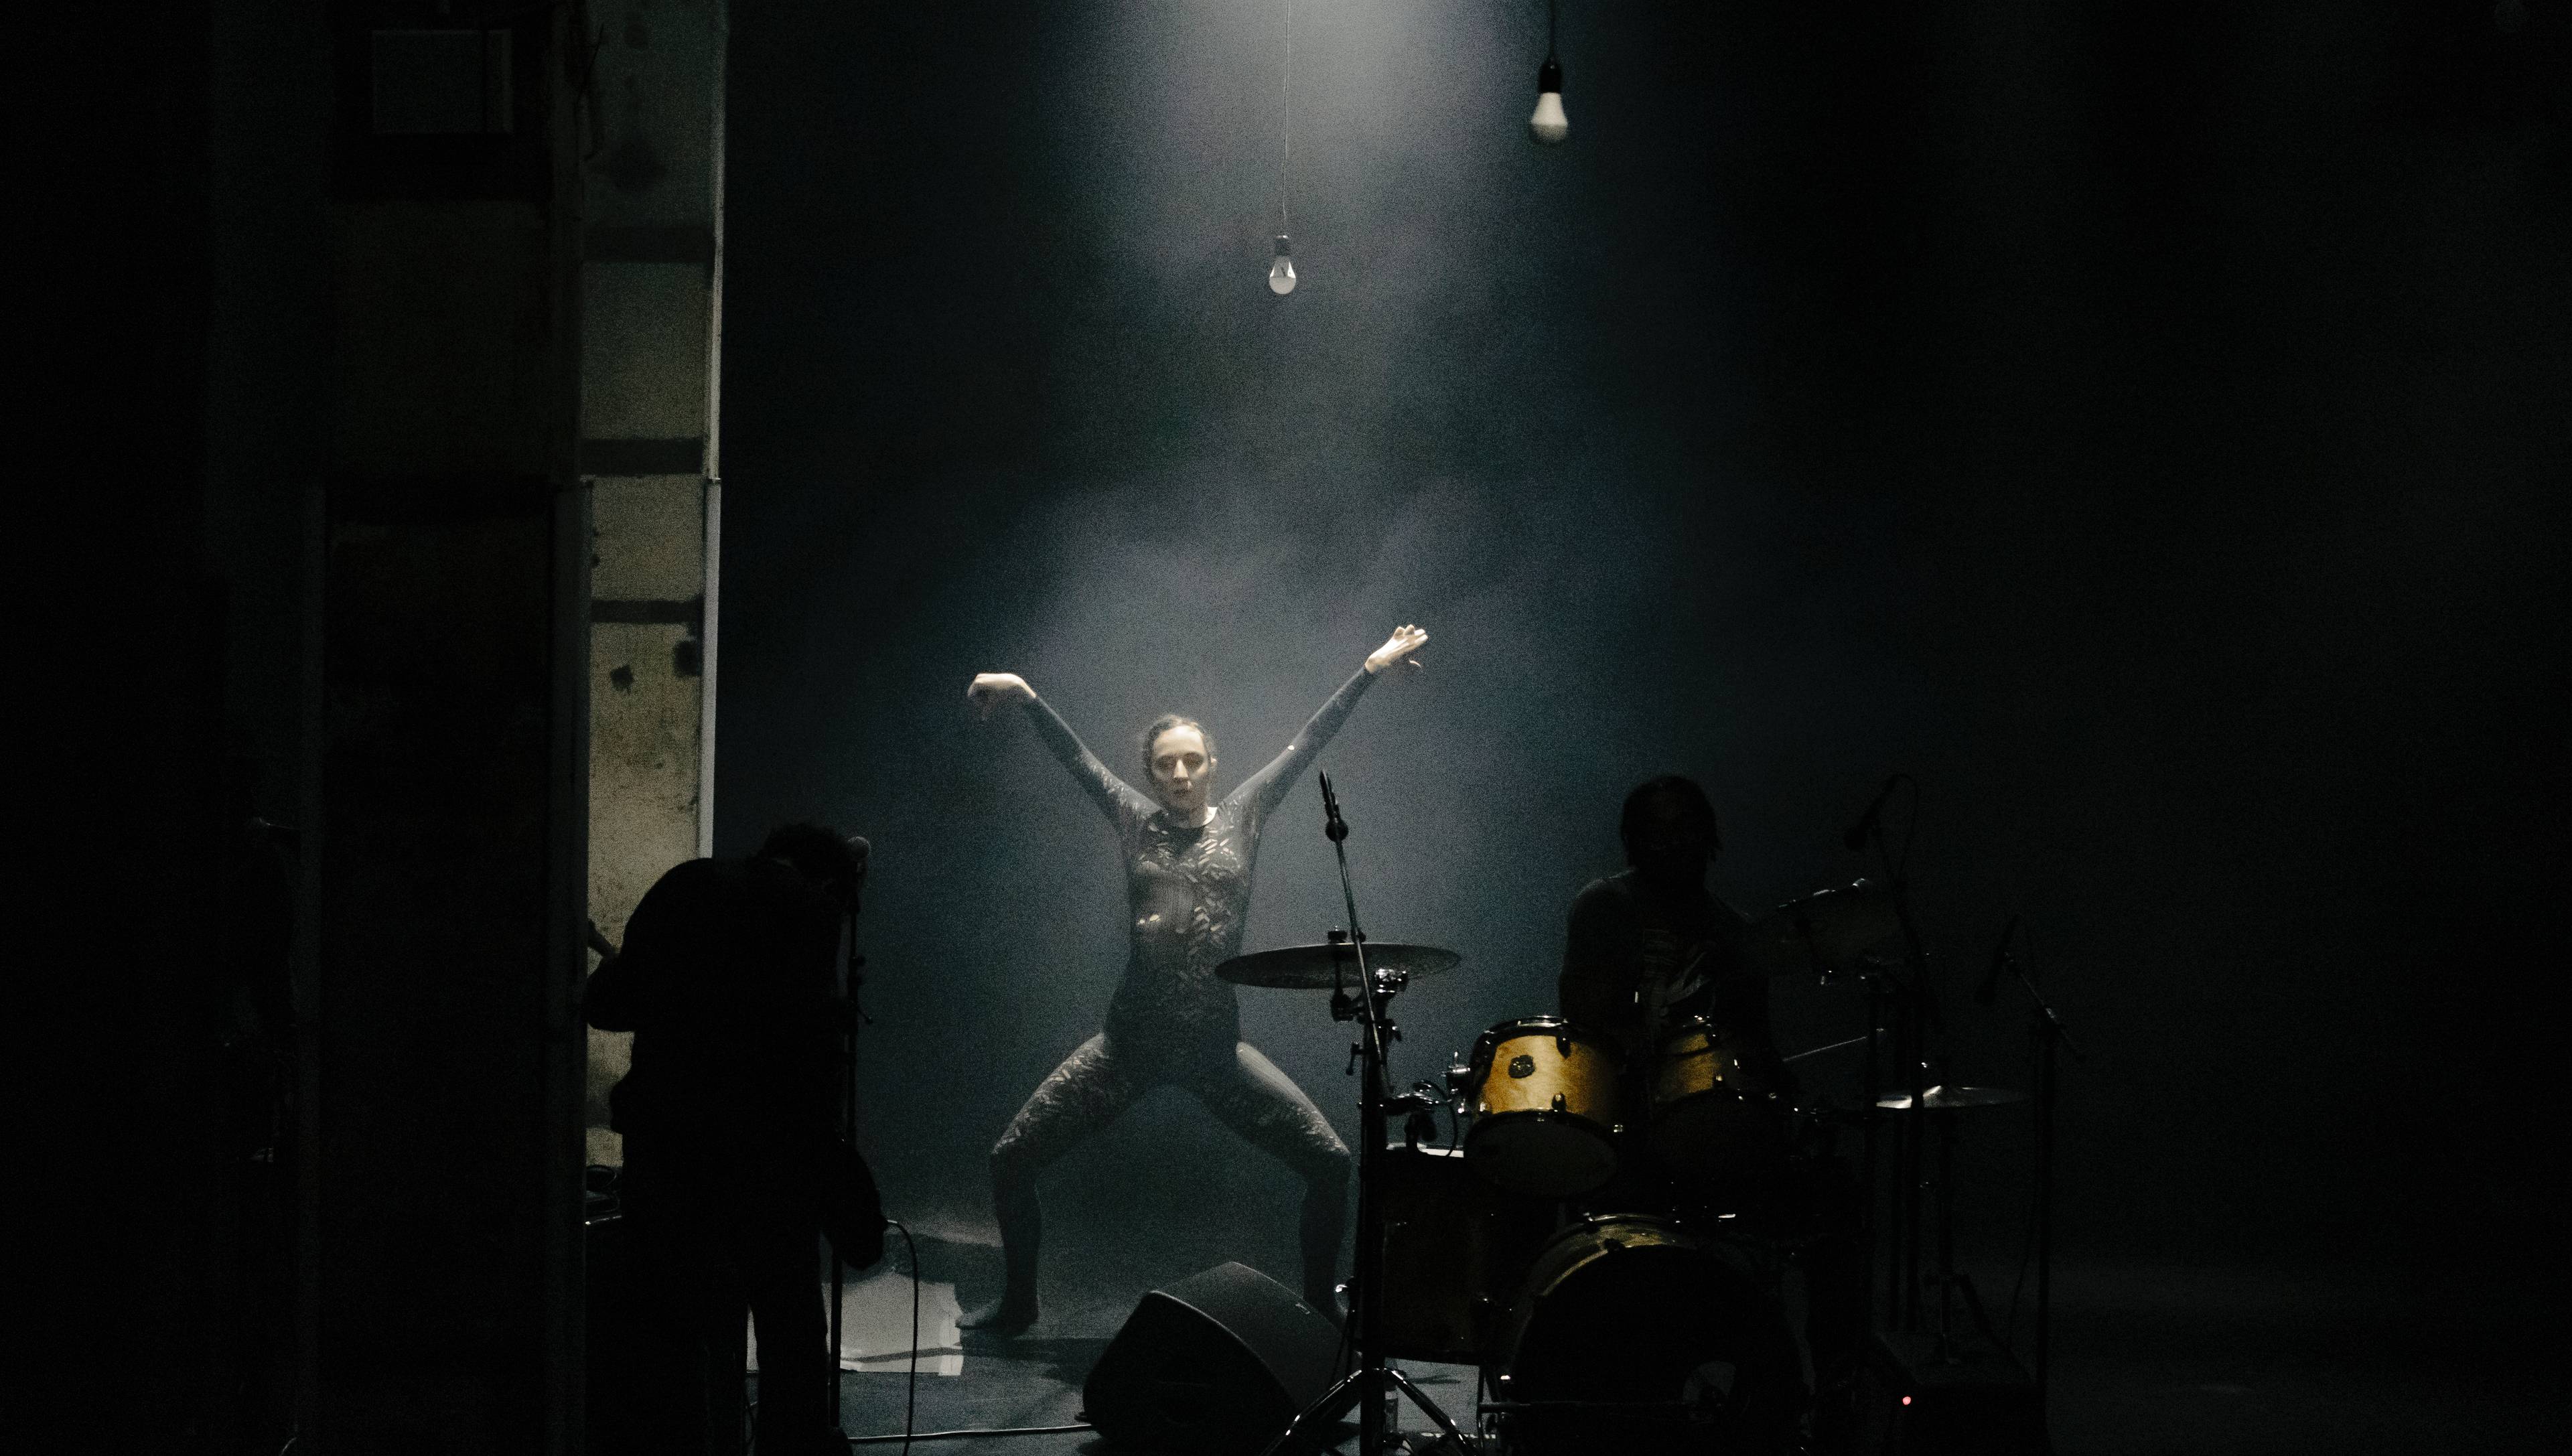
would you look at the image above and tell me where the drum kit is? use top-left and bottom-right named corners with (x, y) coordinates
top-left (1210, 774), bottom-right (2078, 1455)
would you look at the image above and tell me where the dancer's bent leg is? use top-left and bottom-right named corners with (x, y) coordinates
top-left (962, 1033), bottom-right (1144, 1335)
top-left (1193, 1041), bottom-right (1353, 1314)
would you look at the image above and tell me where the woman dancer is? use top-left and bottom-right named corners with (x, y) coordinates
top-left (958, 624), bottom-right (1429, 1333)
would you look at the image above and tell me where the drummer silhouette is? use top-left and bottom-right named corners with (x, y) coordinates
top-left (1559, 774), bottom-right (1867, 1439)
top-left (1561, 775), bottom-right (1776, 1070)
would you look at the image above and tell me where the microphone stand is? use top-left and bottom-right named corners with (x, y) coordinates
top-left (829, 907), bottom-right (861, 1428)
top-left (1259, 773), bottom-right (1467, 1456)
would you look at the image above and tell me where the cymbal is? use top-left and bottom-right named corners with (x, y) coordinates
top-left (1875, 1084), bottom-right (2024, 1112)
top-left (1216, 942), bottom-right (1462, 989)
top-left (1740, 879), bottom-right (1901, 977)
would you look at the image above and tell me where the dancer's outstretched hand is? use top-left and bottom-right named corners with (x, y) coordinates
top-left (1364, 624), bottom-right (1429, 674)
top-left (967, 672), bottom-right (1035, 719)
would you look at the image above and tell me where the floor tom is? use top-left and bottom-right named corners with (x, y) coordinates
top-left (1374, 1141), bottom-right (1557, 1364)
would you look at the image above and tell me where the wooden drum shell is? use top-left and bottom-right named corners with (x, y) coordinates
top-left (1461, 1017), bottom-right (1625, 1199)
top-left (1644, 1016), bottom-right (1788, 1187)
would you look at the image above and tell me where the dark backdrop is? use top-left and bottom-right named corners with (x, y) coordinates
top-left (716, 1), bottom-right (2567, 1272)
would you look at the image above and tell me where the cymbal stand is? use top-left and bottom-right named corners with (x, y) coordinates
top-left (1991, 939), bottom-right (2082, 1410)
top-left (1855, 964), bottom-right (1889, 1339)
top-left (1259, 772), bottom-right (1463, 1456)
top-left (1831, 940), bottom-right (1893, 1353)
top-left (1934, 1102), bottom-right (1960, 1358)
top-left (1924, 1104), bottom-right (2008, 1362)
top-left (1853, 804), bottom-right (1940, 1336)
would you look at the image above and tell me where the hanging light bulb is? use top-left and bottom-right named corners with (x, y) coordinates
top-left (1529, 56), bottom-right (1568, 145)
top-left (1269, 3), bottom-right (1299, 295)
top-left (1529, 0), bottom-right (1569, 145)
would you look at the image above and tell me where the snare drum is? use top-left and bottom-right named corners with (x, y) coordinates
top-left (1645, 1016), bottom-right (1788, 1187)
top-left (1462, 1017), bottom-right (1624, 1198)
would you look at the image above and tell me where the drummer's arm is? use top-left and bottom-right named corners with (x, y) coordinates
top-left (1559, 972), bottom-right (1630, 1035)
top-left (1713, 962), bottom-right (1798, 1096)
top-left (1557, 885), bottom-right (1638, 1034)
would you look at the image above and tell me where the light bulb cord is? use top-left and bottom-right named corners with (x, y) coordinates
top-left (1280, 0), bottom-right (1292, 234)
top-left (1546, 0), bottom-right (1559, 66)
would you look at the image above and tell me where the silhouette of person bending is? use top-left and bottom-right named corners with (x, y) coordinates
top-left (586, 823), bottom-right (879, 1456)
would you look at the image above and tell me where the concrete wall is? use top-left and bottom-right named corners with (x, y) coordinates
top-left (579, 0), bottom-right (729, 1169)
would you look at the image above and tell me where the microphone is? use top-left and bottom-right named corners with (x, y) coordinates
top-left (1319, 770), bottom-right (1349, 843)
top-left (1843, 774), bottom-right (1901, 852)
top-left (1977, 915), bottom-right (2019, 1007)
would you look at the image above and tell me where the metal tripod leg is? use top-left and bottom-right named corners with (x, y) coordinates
top-left (1386, 1366), bottom-right (1471, 1449)
top-left (1255, 1366), bottom-right (1471, 1456)
top-left (1256, 1369), bottom-right (1364, 1456)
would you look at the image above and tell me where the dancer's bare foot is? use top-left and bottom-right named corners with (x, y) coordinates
top-left (959, 1293), bottom-right (1038, 1337)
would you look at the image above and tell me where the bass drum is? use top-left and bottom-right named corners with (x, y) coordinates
top-left (1492, 1215), bottom-right (1805, 1456)
top-left (1374, 1142), bottom-right (1557, 1364)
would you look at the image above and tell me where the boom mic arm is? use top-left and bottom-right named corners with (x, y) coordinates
top-left (1843, 774), bottom-right (1902, 852)
top-left (1977, 915), bottom-right (2019, 1007)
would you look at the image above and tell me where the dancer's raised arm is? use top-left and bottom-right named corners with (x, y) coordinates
top-left (1231, 624), bottom-right (1429, 818)
top-left (968, 672), bottom-right (1150, 825)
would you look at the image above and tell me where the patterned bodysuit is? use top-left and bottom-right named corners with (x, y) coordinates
top-left (984, 670), bottom-right (1375, 1302)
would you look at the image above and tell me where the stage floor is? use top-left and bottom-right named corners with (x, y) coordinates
top-left (798, 1240), bottom-right (2565, 1455)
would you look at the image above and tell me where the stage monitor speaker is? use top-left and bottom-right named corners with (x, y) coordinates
top-left (1080, 1262), bottom-right (1342, 1455)
top-left (1851, 1331), bottom-right (2049, 1456)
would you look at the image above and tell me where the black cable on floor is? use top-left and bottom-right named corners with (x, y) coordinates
top-left (847, 1423), bottom-right (1094, 1447)
top-left (844, 1220), bottom-right (1091, 1449)
top-left (894, 1218), bottom-right (920, 1455)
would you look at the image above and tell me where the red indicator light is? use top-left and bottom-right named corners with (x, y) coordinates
top-left (1901, 1396), bottom-right (1913, 1406)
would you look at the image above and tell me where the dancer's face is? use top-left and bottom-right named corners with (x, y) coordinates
top-left (1147, 725), bottom-right (1214, 816)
